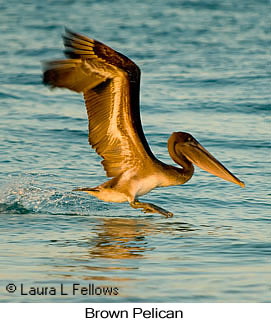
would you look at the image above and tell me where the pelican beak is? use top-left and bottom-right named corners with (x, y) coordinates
top-left (181, 139), bottom-right (245, 188)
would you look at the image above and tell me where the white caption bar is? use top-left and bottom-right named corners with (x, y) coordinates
top-left (1, 303), bottom-right (269, 323)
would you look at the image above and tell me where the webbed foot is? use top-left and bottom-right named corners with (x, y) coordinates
top-left (130, 199), bottom-right (173, 218)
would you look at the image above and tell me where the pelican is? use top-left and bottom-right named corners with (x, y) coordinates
top-left (43, 29), bottom-right (245, 217)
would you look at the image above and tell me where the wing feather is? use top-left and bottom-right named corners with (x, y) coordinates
top-left (43, 59), bottom-right (106, 92)
top-left (43, 29), bottom-right (156, 177)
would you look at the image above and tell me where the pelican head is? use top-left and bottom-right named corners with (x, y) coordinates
top-left (168, 132), bottom-right (245, 188)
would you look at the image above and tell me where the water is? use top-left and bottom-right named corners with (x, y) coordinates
top-left (0, 0), bottom-right (270, 302)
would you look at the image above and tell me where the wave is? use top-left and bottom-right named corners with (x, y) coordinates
top-left (0, 201), bottom-right (31, 214)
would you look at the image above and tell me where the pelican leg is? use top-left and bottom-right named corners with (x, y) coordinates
top-left (130, 199), bottom-right (173, 217)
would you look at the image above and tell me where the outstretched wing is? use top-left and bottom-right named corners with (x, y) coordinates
top-left (43, 29), bottom-right (156, 177)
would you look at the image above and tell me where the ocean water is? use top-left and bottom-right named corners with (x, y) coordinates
top-left (0, 0), bottom-right (270, 302)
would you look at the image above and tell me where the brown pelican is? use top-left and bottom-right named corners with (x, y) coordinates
top-left (43, 29), bottom-right (245, 217)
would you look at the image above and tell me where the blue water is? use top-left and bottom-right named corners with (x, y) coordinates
top-left (0, 0), bottom-right (270, 302)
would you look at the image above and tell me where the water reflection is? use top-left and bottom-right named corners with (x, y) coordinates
top-left (86, 217), bottom-right (154, 259)
top-left (85, 217), bottom-right (196, 259)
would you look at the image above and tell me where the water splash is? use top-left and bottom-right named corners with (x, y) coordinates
top-left (0, 173), bottom-right (105, 216)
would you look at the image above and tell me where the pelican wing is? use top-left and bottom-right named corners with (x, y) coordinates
top-left (43, 29), bottom-right (155, 177)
